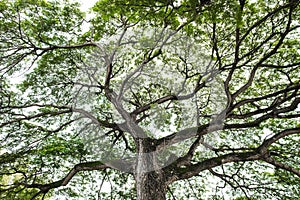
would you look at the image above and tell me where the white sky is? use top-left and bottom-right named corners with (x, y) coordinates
top-left (76, 0), bottom-right (99, 11)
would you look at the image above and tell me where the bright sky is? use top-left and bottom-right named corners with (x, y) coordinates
top-left (77, 0), bottom-right (99, 11)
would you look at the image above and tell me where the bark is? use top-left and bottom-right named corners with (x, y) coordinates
top-left (135, 170), bottom-right (167, 200)
top-left (135, 139), bottom-right (167, 200)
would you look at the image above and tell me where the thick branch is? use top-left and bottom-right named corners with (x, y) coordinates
top-left (262, 157), bottom-right (300, 177)
top-left (167, 127), bottom-right (300, 184)
top-left (227, 84), bottom-right (300, 115)
top-left (23, 161), bottom-right (109, 193)
top-left (225, 97), bottom-right (300, 129)
top-left (167, 151), bottom-right (261, 184)
top-left (258, 127), bottom-right (300, 151)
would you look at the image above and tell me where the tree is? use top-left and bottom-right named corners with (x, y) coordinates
top-left (1, 0), bottom-right (300, 199)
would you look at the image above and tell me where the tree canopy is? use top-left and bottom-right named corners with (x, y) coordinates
top-left (0, 0), bottom-right (300, 199)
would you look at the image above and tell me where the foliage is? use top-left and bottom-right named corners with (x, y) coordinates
top-left (0, 0), bottom-right (300, 199)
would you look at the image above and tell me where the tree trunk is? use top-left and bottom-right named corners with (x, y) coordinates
top-left (135, 139), bottom-right (167, 200)
top-left (135, 170), bottom-right (167, 200)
